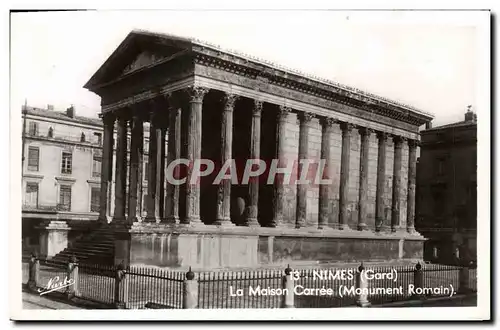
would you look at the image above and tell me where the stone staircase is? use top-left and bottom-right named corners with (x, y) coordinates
top-left (46, 227), bottom-right (115, 267)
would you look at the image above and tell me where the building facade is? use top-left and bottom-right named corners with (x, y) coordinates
top-left (416, 107), bottom-right (477, 264)
top-left (77, 30), bottom-right (434, 269)
top-left (21, 104), bottom-right (159, 250)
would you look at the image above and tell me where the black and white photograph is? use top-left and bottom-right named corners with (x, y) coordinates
top-left (7, 5), bottom-right (490, 321)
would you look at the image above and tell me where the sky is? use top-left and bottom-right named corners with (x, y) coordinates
top-left (11, 10), bottom-right (483, 127)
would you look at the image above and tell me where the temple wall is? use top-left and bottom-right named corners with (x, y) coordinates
top-left (281, 116), bottom-right (410, 230)
top-left (121, 228), bottom-right (424, 269)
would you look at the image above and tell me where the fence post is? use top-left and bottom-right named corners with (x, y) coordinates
top-left (458, 261), bottom-right (472, 294)
top-left (356, 263), bottom-right (371, 307)
top-left (114, 263), bottom-right (129, 309)
top-left (412, 262), bottom-right (425, 299)
top-left (27, 253), bottom-right (40, 293)
top-left (183, 267), bottom-right (198, 309)
top-left (66, 255), bottom-right (79, 299)
top-left (282, 265), bottom-right (295, 308)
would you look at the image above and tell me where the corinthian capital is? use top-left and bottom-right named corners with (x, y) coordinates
top-left (253, 100), bottom-right (263, 116)
top-left (339, 121), bottom-right (354, 132)
top-left (222, 93), bottom-right (239, 111)
top-left (408, 139), bottom-right (420, 148)
top-left (299, 112), bottom-right (315, 124)
top-left (278, 105), bottom-right (292, 120)
top-left (187, 86), bottom-right (209, 103)
top-left (321, 117), bottom-right (338, 128)
top-left (357, 126), bottom-right (371, 135)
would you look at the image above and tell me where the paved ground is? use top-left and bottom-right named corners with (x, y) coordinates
top-left (22, 292), bottom-right (81, 310)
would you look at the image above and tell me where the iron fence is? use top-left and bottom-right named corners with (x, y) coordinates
top-left (127, 267), bottom-right (184, 309)
top-left (23, 258), bottom-right (477, 309)
top-left (77, 263), bottom-right (116, 305)
top-left (198, 269), bottom-right (284, 309)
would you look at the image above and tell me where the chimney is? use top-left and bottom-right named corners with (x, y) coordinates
top-left (66, 105), bottom-right (75, 118)
top-left (47, 104), bottom-right (54, 111)
top-left (464, 105), bottom-right (475, 122)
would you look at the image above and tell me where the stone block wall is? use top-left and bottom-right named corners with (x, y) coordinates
top-left (281, 118), bottom-right (410, 230)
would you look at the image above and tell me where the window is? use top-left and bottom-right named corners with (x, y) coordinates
top-left (80, 132), bottom-right (86, 142)
top-left (27, 147), bottom-right (39, 171)
top-left (436, 158), bottom-right (446, 176)
top-left (58, 185), bottom-right (72, 211)
top-left (92, 154), bottom-right (102, 178)
top-left (144, 162), bottom-right (149, 181)
top-left (48, 127), bottom-right (54, 138)
top-left (61, 151), bottom-right (72, 174)
top-left (432, 246), bottom-right (439, 259)
top-left (25, 182), bottom-right (39, 208)
top-left (28, 121), bottom-right (38, 136)
top-left (90, 187), bottom-right (100, 212)
top-left (93, 132), bottom-right (102, 146)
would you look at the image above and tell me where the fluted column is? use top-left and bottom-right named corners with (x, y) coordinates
top-left (165, 95), bottom-right (182, 223)
top-left (145, 110), bottom-right (159, 223)
top-left (407, 139), bottom-right (418, 234)
top-left (244, 100), bottom-right (262, 227)
top-left (357, 127), bottom-right (372, 230)
top-left (98, 113), bottom-right (115, 223)
top-left (375, 131), bottom-right (388, 232)
top-left (184, 86), bottom-right (208, 225)
top-left (338, 122), bottom-right (353, 230)
top-left (127, 113), bottom-right (144, 223)
top-left (155, 116), bottom-right (167, 220)
top-left (113, 116), bottom-right (128, 222)
top-left (318, 117), bottom-right (335, 229)
top-left (296, 112), bottom-right (314, 228)
top-left (215, 93), bottom-right (238, 226)
top-left (270, 105), bottom-right (291, 227)
top-left (391, 136), bottom-right (405, 232)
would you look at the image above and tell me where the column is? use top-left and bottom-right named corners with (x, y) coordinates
top-left (407, 139), bottom-right (418, 234)
top-left (165, 96), bottom-right (182, 223)
top-left (391, 136), bottom-right (405, 232)
top-left (145, 110), bottom-right (159, 222)
top-left (318, 117), bottom-right (335, 229)
top-left (215, 93), bottom-right (238, 226)
top-left (375, 131), bottom-right (388, 232)
top-left (296, 112), bottom-right (314, 228)
top-left (127, 113), bottom-right (144, 223)
top-left (155, 115), bottom-right (167, 220)
top-left (113, 116), bottom-right (128, 222)
top-left (270, 105), bottom-right (291, 227)
top-left (338, 122), bottom-right (353, 230)
top-left (184, 86), bottom-right (208, 224)
top-left (244, 100), bottom-right (263, 227)
top-left (98, 113), bottom-right (115, 223)
top-left (357, 127), bottom-right (372, 231)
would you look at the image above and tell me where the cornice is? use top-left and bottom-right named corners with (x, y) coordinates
top-left (192, 50), bottom-right (433, 127)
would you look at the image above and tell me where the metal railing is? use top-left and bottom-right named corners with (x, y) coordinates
top-left (23, 256), bottom-right (477, 309)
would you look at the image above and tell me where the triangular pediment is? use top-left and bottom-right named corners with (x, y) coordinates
top-left (121, 50), bottom-right (170, 75)
top-left (84, 30), bottom-right (193, 91)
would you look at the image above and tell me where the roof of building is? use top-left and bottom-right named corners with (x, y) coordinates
top-left (23, 105), bottom-right (102, 127)
top-left (85, 29), bottom-right (434, 124)
top-left (424, 110), bottom-right (477, 132)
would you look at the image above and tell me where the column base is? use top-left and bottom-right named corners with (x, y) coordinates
top-left (242, 217), bottom-right (260, 227)
top-left (127, 215), bottom-right (143, 223)
top-left (338, 224), bottom-right (352, 231)
top-left (164, 215), bottom-right (180, 224)
top-left (213, 218), bottom-right (234, 227)
top-left (357, 223), bottom-right (368, 231)
top-left (180, 217), bottom-right (205, 227)
top-left (144, 216), bottom-right (161, 223)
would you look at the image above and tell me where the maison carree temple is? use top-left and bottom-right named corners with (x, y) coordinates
top-left (46, 30), bottom-right (435, 268)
